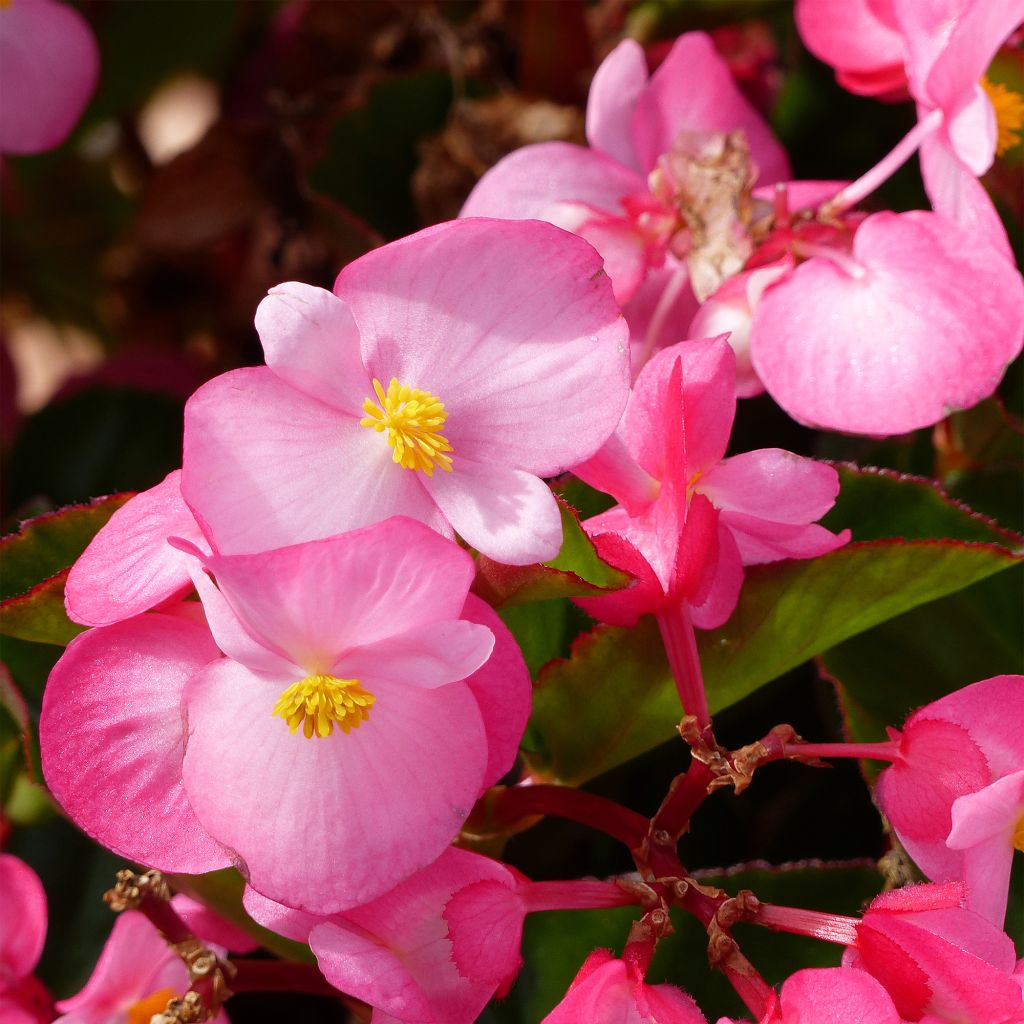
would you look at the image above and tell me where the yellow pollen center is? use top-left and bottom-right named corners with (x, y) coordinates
top-left (273, 674), bottom-right (375, 739)
top-left (981, 76), bottom-right (1024, 157)
top-left (126, 988), bottom-right (176, 1024)
top-left (360, 377), bottom-right (453, 476)
top-left (1013, 812), bottom-right (1024, 853)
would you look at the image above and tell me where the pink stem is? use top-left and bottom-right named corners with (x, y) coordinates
top-left (656, 602), bottom-right (709, 729)
top-left (822, 108), bottom-right (943, 214)
top-left (524, 879), bottom-right (640, 913)
top-left (755, 903), bottom-right (860, 945)
top-left (785, 740), bottom-right (900, 762)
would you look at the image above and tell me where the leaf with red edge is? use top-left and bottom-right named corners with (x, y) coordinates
top-left (473, 497), bottom-right (630, 607)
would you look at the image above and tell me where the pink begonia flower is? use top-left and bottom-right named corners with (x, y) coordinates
top-left (0, 0), bottom-right (99, 154)
top-left (42, 518), bottom-right (530, 914)
top-left (243, 847), bottom-right (525, 1024)
top-left (876, 674), bottom-right (1024, 927)
top-left (747, 208), bottom-right (1024, 435)
top-left (795, 0), bottom-right (908, 98)
top-left (541, 949), bottom-right (707, 1024)
top-left (0, 854), bottom-right (52, 1024)
top-left (181, 219), bottom-right (629, 567)
top-left (842, 883), bottom-right (1024, 1024)
top-left (716, 966), bottom-right (902, 1024)
top-left (461, 33), bottom-right (789, 371)
top-left (54, 897), bottom-right (233, 1024)
top-left (64, 470), bottom-right (208, 627)
top-left (572, 337), bottom-right (848, 630)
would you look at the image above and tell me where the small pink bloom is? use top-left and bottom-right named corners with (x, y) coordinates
top-left (64, 470), bottom-right (208, 628)
top-left (748, 208), bottom-right (1024, 434)
top-left (542, 949), bottom-right (707, 1023)
top-left (0, 854), bottom-right (52, 1024)
top-left (573, 337), bottom-right (848, 629)
top-left (462, 33), bottom-right (789, 369)
top-left (843, 883), bottom-right (1024, 1023)
top-left (0, 0), bottom-right (98, 154)
top-left (54, 897), bottom-right (230, 1024)
top-left (43, 518), bottom-right (530, 914)
top-left (182, 219), bottom-right (629, 566)
top-left (876, 674), bottom-right (1024, 927)
top-left (718, 966), bottom-right (902, 1024)
top-left (244, 847), bottom-right (525, 1024)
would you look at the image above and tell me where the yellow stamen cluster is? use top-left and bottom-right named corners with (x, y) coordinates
top-left (126, 988), bottom-right (176, 1024)
top-left (981, 76), bottom-right (1024, 157)
top-left (273, 674), bottom-right (375, 739)
top-left (1014, 813), bottom-right (1024, 853)
top-left (360, 377), bottom-right (453, 476)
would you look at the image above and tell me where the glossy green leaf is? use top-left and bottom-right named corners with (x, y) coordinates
top-left (474, 499), bottom-right (629, 608)
top-left (528, 468), bottom-right (1022, 784)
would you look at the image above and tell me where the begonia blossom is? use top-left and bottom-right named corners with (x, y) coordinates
top-left (0, 854), bottom-right (52, 1024)
top-left (572, 336), bottom-right (848, 630)
top-left (717, 966), bottom-right (902, 1024)
top-left (541, 949), bottom-right (707, 1024)
top-left (42, 518), bottom-right (530, 914)
top-left (876, 674), bottom-right (1024, 926)
top-left (181, 218), bottom-right (629, 566)
top-left (0, 0), bottom-right (98, 155)
top-left (461, 33), bottom-right (789, 370)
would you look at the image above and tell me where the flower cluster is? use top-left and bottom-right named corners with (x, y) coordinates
top-left (6, 1), bottom-right (1024, 1022)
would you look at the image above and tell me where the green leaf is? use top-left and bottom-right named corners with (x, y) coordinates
top-left (473, 499), bottom-right (629, 608)
top-left (0, 495), bottom-right (131, 646)
top-left (528, 468), bottom-right (1022, 784)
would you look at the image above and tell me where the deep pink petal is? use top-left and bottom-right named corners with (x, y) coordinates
top-left (638, 983), bottom-right (708, 1023)
top-left (586, 39), bottom-right (648, 171)
top-left (621, 260), bottom-right (700, 364)
top-left (183, 367), bottom-right (446, 555)
top-left (254, 282), bottom-right (370, 412)
top-left (170, 894), bottom-right (258, 954)
top-left (181, 661), bottom-right (487, 913)
top-left (631, 32), bottom-right (790, 184)
top-left (795, 0), bottom-right (906, 80)
top-left (198, 518), bottom-right (476, 672)
top-left (65, 471), bottom-right (205, 627)
top-left (337, 620), bottom-right (495, 691)
top-left (566, 207), bottom-right (653, 305)
top-left (718, 512), bottom-right (850, 565)
top-left (461, 142), bottom-right (646, 222)
top-left (750, 210), bottom-right (1024, 434)
top-left (0, 855), bottom-right (46, 980)
top-left (540, 958), bottom-right (633, 1023)
top-left (424, 459), bottom-right (564, 566)
top-left (443, 879), bottom-right (525, 985)
top-left (0, 0), bottom-right (98, 155)
top-left (40, 615), bottom-right (228, 874)
top-left (574, 527), bottom-right (670, 626)
top-left (338, 219), bottom-right (630, 477)
top-left (459, 594), bottom-right (532, 788)
top-left (689, 518), bottom-right (744, 630)
top-left (778, 967), bottom-right (901, 1024)
top-left (919, 132), bottom-right (1014, 261)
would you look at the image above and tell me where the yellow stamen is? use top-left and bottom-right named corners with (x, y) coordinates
top-left (126, 988), bottom-right (176, 1024)
top-left (981, 77), bottom-right (1024, 157)
top-left (1013, 812), bottom-right (1024, 853)
top-left (360, 377), bottom-right (453, 476)
top-left (272, 674), bottom-right (375, 739)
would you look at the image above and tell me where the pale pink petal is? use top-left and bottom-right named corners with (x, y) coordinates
top-left (182, 368), bottom-right (446, 555)
top-left (586, 39), bottom-right (648, 171)
top-left (778, 967), bottom-right (901, 1024)
top-left (573, 429), bottom-right (659, 516)
top-left (459, 594), bottom-right (532, 788)
top-left (170, 894), bottom-right (259, 954)
top-left (919, 131), bottom-right (1013, 261)
top-left (181, 661), bottom-right (487, 913)
top-left (622, 260), bottom-right (700, 365)
top-left (200, 519), bottom-right (477, 671)
top-left (750, 210), bottom-right (1024, 434)
top-left (54, 911), bottom-right (186, 1021)
top-left (461, 142), bottom-right (646, 221)
top-left (943, 84), bottom-right (997, 175)
top-left (0, 855), bottom-right (46, 980)
top-left (40, 615), bottom-right (228, 874)
top-left (568, 208), bottom-right (653, 305)
top-left (337, 620), bottom-right (495, 691)
top-left (631, 32), bottom-right (790, 184)
top-left (795, 0), bottom-right (905, 84)
top-left (254, 282), bottom-right (370, 412)
top-left (947, 771), bottom-right (1024, 924)
top-left (65, 471), bottom-right (205, 627)
top-left (338, 219), bottom-right (630, 477)
top-left (241, 887), bottom-right (319, 944)
top-left (0, 0), bottom-right (98, 155)
top-left (638, 983), bottom-right (708, 1023)
top-left (443, 879), bottom-right (525, 985)
top-left (718, 513), bottom-right (850, 564)
top-left (424, 459), bottom-right (563, 566)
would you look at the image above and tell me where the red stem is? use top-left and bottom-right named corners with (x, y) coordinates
top-left (656, 603), bottom-right (710, 729)
top-left (783, 740), bottom-right (899, 762)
